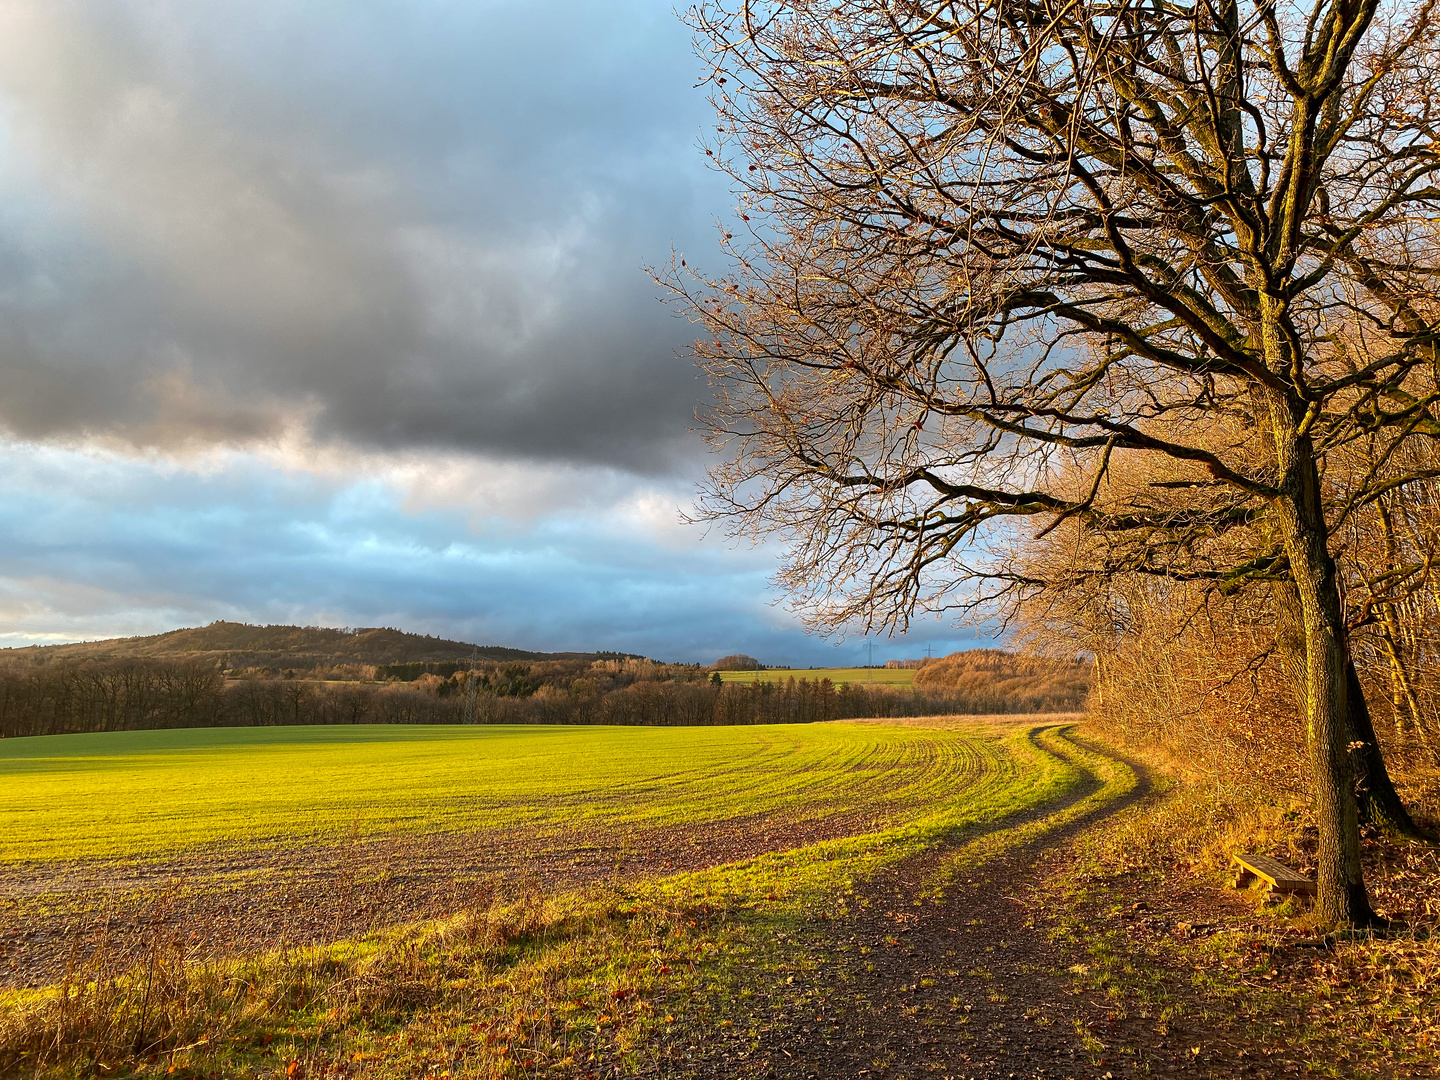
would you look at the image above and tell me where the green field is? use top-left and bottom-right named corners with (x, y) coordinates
top-left (0, 719), bottom-right (1131, 1078)
top-left (715, 666), bottom-right (917, 685)
top-left (4, 721), bottom-right (977, 863)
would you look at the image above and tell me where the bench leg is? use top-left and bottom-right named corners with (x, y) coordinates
top-left (1234, 868), bottom-right (1257, 890)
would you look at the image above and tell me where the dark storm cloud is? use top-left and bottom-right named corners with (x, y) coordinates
top-left (0, 0), bottom-right (724, 471)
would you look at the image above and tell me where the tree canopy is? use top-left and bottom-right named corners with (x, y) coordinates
top-left (673, 0), bottom-right (1440, 924)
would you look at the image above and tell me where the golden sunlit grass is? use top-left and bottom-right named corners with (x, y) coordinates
top-left (0, 721), bottom-right (975, 863)
top-left (1045, 757), bottom-right (1440, 1078)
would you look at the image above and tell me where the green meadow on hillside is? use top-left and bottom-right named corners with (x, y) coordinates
top-left (714, 667), bottom-right (917, 686)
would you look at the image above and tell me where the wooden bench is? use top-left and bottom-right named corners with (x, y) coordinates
top-left (1232, 853), bottom-right (1317, 897)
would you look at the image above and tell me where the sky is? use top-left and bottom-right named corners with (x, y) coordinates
top-left (0, 0), bottom-right (984, 665)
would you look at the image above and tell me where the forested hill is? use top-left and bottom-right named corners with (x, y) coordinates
top-left (2, 622), bottom-right (619, 670)
top-left (913, 649), bottom-right (1091, 709)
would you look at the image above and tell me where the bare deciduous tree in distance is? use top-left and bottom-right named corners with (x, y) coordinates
top-left (670, 0), bottom-right (1440, 925)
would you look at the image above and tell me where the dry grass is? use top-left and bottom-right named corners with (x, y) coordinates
top-left (1, 881), bottom-right (692, 1078)
top-left (1044, 735), bottom-right (1440, 1078)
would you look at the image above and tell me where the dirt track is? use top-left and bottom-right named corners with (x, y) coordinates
top-left (745, 827), bottom-right (1243, 1079)
top-left (666, 745), bottom-right (1281, 1080)
top-left (667, 741), bottom-right (1348, 1080)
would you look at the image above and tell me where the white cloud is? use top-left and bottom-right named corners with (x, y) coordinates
top-left (0, 5), bottom-right (989, 663)
top-left (0, 438), bottom-right (982, 663)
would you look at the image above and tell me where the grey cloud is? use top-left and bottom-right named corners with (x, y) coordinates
top-left (0, 0), bottom-right (724, 471)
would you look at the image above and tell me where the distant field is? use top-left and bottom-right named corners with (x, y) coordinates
top-left (1, 721), bottom-right (978, 863)
top-left (716, 666), bottom-right (916, 685)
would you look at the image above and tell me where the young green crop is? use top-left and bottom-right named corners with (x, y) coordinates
top-left (2, 720), bottom-right (987, 862)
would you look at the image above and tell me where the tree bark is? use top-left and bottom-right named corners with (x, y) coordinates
top-left (1273, 583), bottom-right (1422, 839)
top-left (1273, 430), bottom-right (1379, 926)
top-left (1345, 657), bottom-right (1424, 839)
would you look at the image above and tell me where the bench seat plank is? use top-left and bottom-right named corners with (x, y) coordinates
top-left (1232, 853), bottom-right (1317, 896)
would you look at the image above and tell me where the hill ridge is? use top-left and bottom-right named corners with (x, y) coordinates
top-left (0, 621), bottom-right (632, 668)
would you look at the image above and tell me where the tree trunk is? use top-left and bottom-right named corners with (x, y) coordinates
top-left (1345, 656), bottom-right (1423, 839)
top-left (1273, 583), bottom-right (1422, 839)
top-left (1271, 419), bottom-right (1378, 926)
top-left (1374, 503), bottom-right (1435, 756)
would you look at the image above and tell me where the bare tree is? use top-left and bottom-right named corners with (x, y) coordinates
top-left (1341, 439), bottom-right (1440, 762)
top-left (672, 0), bottom-right (1440, 924)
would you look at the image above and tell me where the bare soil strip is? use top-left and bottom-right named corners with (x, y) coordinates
top-left (0, 809), bottom-right (888, 990)
top-left (671, 748), bottom-right (1386, 1080)
top-left (739, 832), bottom-right (1222, 1080)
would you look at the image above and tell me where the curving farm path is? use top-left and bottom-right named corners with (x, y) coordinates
top-left (679, 739), bottom-right (1269, 1080)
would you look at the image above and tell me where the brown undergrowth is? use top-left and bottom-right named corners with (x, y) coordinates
top-left (1044, 743), bottom-right (1440, 1078)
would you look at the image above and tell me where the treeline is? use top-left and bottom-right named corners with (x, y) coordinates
top-left (0, 660), bottom-right (227, 738)
top-left (0, 657), bottom-right (1073, 739)
top-left (914, 649), bottom-right (1090, 713)
top-left (377, 656), bottom-right (701, 692)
